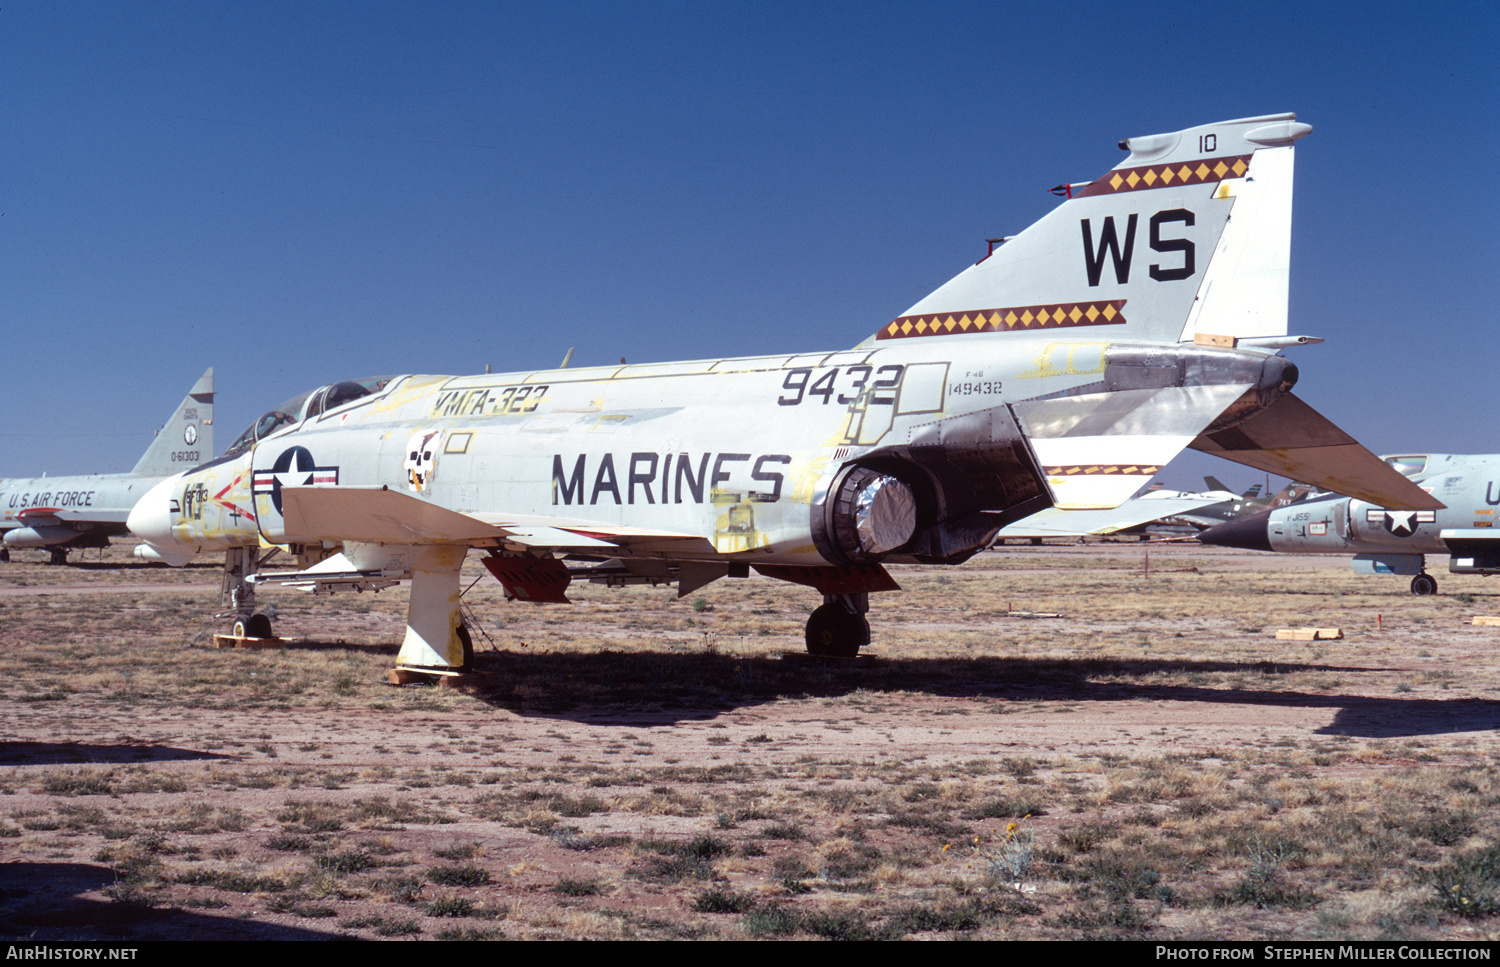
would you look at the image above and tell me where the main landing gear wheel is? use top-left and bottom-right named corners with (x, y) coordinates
top-left (233, 612), bottom-right (274, 639)
top-left (1410, 573), bottom-right (1438, 596)
top-left (457, 624), bottom-right (474, 672)
top-left (805, 603), bottom-right (870, 658)
top-left (48, 547), bottom-right (68, 566)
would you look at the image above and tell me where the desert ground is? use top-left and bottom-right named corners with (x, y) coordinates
top-left (1, 540), bottom-right (1497, 941)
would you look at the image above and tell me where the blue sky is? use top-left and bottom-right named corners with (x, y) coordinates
top-left (4, 1), bottom-right (1496, 489)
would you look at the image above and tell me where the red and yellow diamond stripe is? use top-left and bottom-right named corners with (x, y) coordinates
top-left (877, 300), bottom-right (1126, 341)
top-left (1078, 155), bottom-right (1251, 197)
top-left (1045, 464), bottom-right (1161, 477)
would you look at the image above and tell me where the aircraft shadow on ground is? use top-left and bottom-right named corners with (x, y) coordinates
top-left (0, 743), bottom-right (232, 768)
top-left (39, 561), bottom-right (219, 572)
top-left (1253, 588), bottom-right (1500, 599)
top-left (249, 640), bottom-right (394, 657)
top-left (442, 650), bottom-right (1500, 739)
top-left (0, 862), bottom-right (346, 941)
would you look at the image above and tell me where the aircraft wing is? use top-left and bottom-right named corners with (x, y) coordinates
top-left (1188, 393), bottom-right (1444, 511)
top-left (279, 486), bottom-right (716, 554)
top-left (998, 496), bottom-right (1226, 538)
top-left (15, 507), bottom-right (133, 525)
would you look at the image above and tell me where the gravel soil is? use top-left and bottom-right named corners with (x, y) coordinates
top-left (1, 542), bottom-right (1497, 941)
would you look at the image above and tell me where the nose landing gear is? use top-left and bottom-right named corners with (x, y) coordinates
top-left (232, 612), bottom-right (275, 639)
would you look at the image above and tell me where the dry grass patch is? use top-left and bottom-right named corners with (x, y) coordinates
top-left (4, 545), bottom-right (1500, 938)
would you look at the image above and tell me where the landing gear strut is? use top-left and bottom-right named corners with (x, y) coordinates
top-left (220, 545), bottom-right (278, 636)
top-left (394, 545), bottom-right (474, 674)
top-left (805, 592), bottom-right (870, 658)
top-left (1410, 572), bottom-right (1438, 596)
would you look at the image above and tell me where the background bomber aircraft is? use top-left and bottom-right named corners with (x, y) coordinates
top-left (128, 113), bottom-right (1439, 676)
top-left (0, 369), bottom-right (213, 565)
top-left (1200, 453), bottom-right (1498, 595)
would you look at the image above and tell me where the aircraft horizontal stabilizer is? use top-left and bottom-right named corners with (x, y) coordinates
top-left (1188, 395), bottom-right (1443, 510)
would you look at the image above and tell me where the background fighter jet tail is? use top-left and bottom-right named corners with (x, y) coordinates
top-left (130, 368), bottom-right (214, 476)
top-left (1, 367), bottom-right (217, 564)
top-left (871, 114), bottom-right (1311, 347)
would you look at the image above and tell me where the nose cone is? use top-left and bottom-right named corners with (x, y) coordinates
top-left (127, 475), bottom-right (178, 545)
top-left (1199, 507), bottom-right (1274, 552)
top-left (128, 475), bottom-right (197, 566)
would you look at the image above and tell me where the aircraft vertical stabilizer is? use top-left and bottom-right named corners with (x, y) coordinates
top-left (870, 114), bottom-right (1312, 346)
top-left (131, 368), bottom-right (215, 475)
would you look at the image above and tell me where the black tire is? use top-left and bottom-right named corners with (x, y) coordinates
top-left (805, 603), bottom-right (870, 658)
top-left (1411, 573), bottom-right (1438, 597)
top-left (234, 613), bottom-right (274, 638)
top-left (456, 623), bottom-right (474, 671)
top-left (48, 547), bottom-right (68, 566)
top-left (0, 547), bottom-right (9, 563)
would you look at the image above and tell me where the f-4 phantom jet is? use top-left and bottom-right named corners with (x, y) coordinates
top-left (129, 114), bottom-right (1437, 674)
top-left (0, 369), bottom-right (213, 564)
top-left (1201, 454), bottom-right (1494, 595)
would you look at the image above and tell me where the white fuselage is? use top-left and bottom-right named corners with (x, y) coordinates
top-left (130, 335), bottom-right (1294, 569)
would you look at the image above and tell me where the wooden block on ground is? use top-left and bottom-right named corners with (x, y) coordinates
top-left (1472, 616), bottom-right (1500, 627)
top-left (212, 634), bottom-right (286, 650)
top-left (1274, 627), bottom-right (1343, 641)
top-left (388, 667), bottom-right (490, 686)
top-left (438, 672), bottom-right (496, 691)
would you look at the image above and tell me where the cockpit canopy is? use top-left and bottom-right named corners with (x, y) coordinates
top-left (1383, 454), bottom-right (1429, 479)
top-left (224, 377), bottom-right (394, 457)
